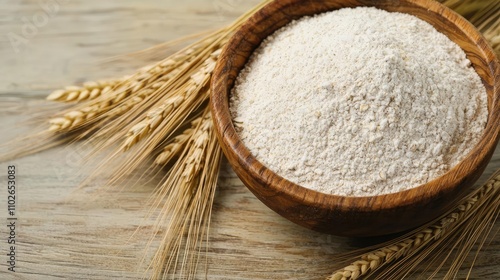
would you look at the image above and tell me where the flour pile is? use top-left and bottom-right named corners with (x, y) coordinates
top-left (230, 7), bottom-right (487, 196)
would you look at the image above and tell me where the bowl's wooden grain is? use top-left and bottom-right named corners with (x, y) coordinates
top-left (210, 0), bottom-right (500, 236)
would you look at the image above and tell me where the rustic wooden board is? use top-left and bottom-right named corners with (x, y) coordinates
top-left (0, 0), bottom-right (498, 279)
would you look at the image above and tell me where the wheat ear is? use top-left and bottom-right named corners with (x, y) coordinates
top-left (144, 108), bottom-right (221, 279)
top-left (328, 172), bottom-right (500, 280)
top-left (155, 115), bottom-right (201, 165)
top-left (48, 105), bottom-right (103, 132)
top-left (47, 85), bottom-right (138, 132)
top-left (47, 95), bottom-right (122, 132)
top-left (46, 78), bottom-right (124, 102)
top-left (107, 60), bottom-right (192, 117)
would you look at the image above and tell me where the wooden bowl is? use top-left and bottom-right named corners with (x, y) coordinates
top-left (210, 0), bottom-right (500, 236)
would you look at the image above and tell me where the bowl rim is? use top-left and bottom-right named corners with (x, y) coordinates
top-left (210, 0), bottom-right (500, 213)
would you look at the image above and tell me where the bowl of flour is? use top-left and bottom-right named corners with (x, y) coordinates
top-left (211, 0), bottom-right (500, 236)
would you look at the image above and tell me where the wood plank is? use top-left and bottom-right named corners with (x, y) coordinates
top-left (0, 0), bottom-right (498, 279)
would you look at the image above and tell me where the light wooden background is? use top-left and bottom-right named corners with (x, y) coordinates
top-left (0, 0), bottom-right (499, 279)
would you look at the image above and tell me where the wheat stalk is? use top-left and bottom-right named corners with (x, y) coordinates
top-left (44, 0), bottom-right (261, 138)
top-left (328, 171), bottom-right (500, 280)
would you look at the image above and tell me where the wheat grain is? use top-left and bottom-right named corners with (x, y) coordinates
top-left (328, 172), bottom-right (500, 280)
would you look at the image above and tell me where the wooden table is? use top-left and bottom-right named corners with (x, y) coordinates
top-left (0, 1), bottom-right (498, 279)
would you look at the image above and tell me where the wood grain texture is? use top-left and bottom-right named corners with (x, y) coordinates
top-left (0, 0), bottom-right (499, 279)
top-left (211, 0), bottom-right (500, 236)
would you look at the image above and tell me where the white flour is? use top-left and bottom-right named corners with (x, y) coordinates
top-left (230, 7), bottom-right (487, 196)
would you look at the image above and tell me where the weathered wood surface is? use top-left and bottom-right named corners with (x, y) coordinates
top-left (0, 0), bottom-right (498, 279)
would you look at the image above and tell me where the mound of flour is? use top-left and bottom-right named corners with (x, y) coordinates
top-left (230, 7), bottom-right (487, 196)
